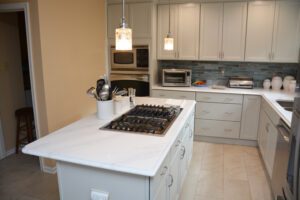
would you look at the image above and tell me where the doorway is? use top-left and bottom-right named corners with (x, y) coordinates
top-left (0, 3), bottom-right (43, 170)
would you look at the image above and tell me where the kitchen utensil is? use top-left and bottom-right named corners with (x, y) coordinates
top-left (272, 76), bottom-right (283, 91)
top-left (115, 89), bottom-right (128, 96)
top-left (87, 87), bottom-right (100, 100)
top-left (99, 91), bottom-right (109, 101)
top-left (263, 79), bottom-right (271, 90)
top-left (96, 79), bottom-right (105, 96)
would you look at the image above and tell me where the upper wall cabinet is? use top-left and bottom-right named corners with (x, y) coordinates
top-left (157, 4), bottom-right (178, 59)
top-left (246, 1), bottom-right (300, 63)
top-left (272, 1), bottom-right (300, 63)
top-left (222, 2), bottom-right (247, 61)
top-left (107, 3), bottom-right (151, 39)
top-left (199, 2), bottom-right (247, 61)
top-left (157, 4), bottom-right (200, 60)
top-left (199, 3), bottom-right (223, 61)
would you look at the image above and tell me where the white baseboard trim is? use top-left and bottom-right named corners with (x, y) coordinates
top-left (5, 148), bottom-right (16, 157)
top-left (43, 166), bottom-right (57, 174)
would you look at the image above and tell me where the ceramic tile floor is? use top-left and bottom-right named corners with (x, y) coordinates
top-left (0, 142), bottom-right (272, 200)
top-left (0, 153), bottom-right (59, 200)
top-left (180, 142), bottom-right (273, 200)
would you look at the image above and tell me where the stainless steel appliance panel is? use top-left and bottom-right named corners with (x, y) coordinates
top-left (283, 97), bottom-right (300, 200)
top-left (162, 69), bottom-right (191, 87)
top-left (272, 119), bottom-right (290, 199)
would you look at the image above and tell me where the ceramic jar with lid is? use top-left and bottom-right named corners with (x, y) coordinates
top-left (263, 79), bottom-right (271, 90)
top-left (272, 76), bottom-right (283, 91)
top-left (283, 76), bottom-right (295, 91)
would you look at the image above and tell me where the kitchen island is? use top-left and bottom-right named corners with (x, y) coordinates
top-left (23, 97), bottom-right (196, 200)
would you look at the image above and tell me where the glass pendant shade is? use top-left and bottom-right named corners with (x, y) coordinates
top-left (164, 36), bottom-right (174, 51)
top-left (115, 26), bottom-right (132, 50)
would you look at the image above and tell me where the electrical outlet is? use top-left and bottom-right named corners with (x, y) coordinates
top-left (90, 189), bottom-right (109, 200)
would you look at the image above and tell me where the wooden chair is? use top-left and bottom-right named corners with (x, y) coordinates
top-left (15, 107), bottom-right (34, 154)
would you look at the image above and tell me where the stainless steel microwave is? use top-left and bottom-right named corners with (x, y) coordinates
top-left (110, 45), bottom-right (149, 70)
top-left (162, 69), bottom-right (192, 87)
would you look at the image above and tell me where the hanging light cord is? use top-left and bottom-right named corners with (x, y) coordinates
top-left (122, 0), bottom-right (125, 27)
top-left (168, 0), bottom-right (171, 36)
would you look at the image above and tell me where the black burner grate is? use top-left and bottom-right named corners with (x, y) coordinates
top-left (100, 104), bottom-right (182, 136)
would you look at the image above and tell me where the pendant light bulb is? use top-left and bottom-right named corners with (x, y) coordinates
top-left (115, 0), bottom-right (132, 50)
top-left (164, 0), bottom-right (174, 51)
top-left (164, 34), bottom-right (174, 51)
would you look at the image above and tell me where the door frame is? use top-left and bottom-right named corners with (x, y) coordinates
top-left (0, 3), bottom-right (44, 170)
top-left (0, 120), bottom-right (5, 159)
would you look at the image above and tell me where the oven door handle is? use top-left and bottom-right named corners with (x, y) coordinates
top-left (277, 125), bottom-right (290, 142)
top-left (110, 74), bottom-right (149, 82)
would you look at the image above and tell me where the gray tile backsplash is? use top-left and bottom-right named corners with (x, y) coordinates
top-left (158, 60), bottom-right (299, 87)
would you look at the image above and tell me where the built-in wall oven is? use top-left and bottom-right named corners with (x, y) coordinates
top-left (110, 73), bottom-right (149, 97)
top-left (282, 97), bottom-right (300, 200)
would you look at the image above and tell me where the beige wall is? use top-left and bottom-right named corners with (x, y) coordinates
top-left (0, 0), bottom-right (107, 168)
top-left (0, 12), bottom-right (26, 151)
top-left (37, 0), bottom-right (106, 132)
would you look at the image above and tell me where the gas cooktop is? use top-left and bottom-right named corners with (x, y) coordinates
top-left (100, 104), bottom-right (182, 136)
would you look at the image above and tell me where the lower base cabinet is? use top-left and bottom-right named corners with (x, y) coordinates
top-left (258, 100), bottom-right (280, 177)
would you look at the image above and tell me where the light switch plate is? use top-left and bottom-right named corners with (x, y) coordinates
top-left (90, 189), bottom-right (109, 200)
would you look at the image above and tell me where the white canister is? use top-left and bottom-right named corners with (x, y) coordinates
top-left (263, 79), bottom-right (271, 90)
top-left (271, 76), bottom-right (283, 91)
top-left (283, 76), bottom-right (295, 91)
top-left (97, 100), bottom-right (114, 120)
top-left (114, 96), bottom-right (130, 114)
top-left (289, 80), bottom-right (297, 93)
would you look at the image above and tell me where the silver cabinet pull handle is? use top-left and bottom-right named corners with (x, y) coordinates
top-left (189, 127), bottom-right (193, 138)
top-left (265, 123), bottom-right (270, 132)
top-left (168, 174), bottom-right (174, 187)
top-left (180, 146), bottom-right (186, 159)
top-left (225, 112), bottom-right (233, 115)
top-left (175, 139), bottom-right (181, 147)
top-left (160, 166), bottom-right (168, 176)
top-left (224, 98), bottom-right (233, 102)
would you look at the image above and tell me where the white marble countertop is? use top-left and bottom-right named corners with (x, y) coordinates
top-left (152, 85), bottom-right (299, 127)
top-left (23, 97), bottom-right (196, 177)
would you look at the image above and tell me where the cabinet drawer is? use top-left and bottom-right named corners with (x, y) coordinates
top-left (261, 99), bottom-right (280, 125)
top-left (196, 92), bottom-right (243, 104)
top-left (196, 102), bottom-right (242, 121)
top-left (195, 119), bottom-right (241, 139)
top-left (152, 90), bottom-right (195, 100)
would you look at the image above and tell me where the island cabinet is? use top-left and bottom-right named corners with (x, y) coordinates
top-left (258, 98), bottom-right (280, 177)
top-left (53, 108), bottom-right (195, 200)
top-left (151, 112), bottom-right (194, 200)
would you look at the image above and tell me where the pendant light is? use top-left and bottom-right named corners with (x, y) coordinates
top-left (164, 0), bottom-right (174, 51)
top-left (115, 0), bottom-right (132, 50)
